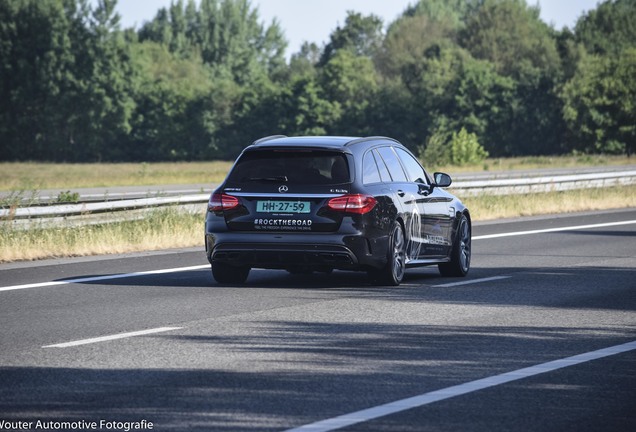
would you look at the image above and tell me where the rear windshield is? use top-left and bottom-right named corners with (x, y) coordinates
top-left (227, 150), bottom-right (350, 185)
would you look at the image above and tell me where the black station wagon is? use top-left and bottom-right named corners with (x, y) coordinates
top-left (205, 135), bottom-right (471, 285)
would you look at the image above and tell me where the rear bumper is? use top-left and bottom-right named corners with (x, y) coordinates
top-left (205, 232), bottom-right (385, 271)
top-left (212, 243), bottom-right (357, 268)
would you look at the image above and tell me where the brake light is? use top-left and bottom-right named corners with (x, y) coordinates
top-left (208, 193), bottom-right (239, 212)
top-left (327, 194), bottom-right (377, 214)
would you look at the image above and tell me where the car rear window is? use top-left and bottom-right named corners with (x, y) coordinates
top-left (227, 150), bottom-right (351, 185)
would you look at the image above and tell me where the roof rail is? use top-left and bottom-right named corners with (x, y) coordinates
top-left (344, 136), bottom-right (400, 147)
top-left (252, 135), bottom-right (287, 145)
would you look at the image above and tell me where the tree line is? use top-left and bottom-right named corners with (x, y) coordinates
top-left (1, 0), bottom-right (634, 162)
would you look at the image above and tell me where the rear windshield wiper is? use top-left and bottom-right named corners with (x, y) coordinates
top-left (244, 175), bottom-right (288, 182)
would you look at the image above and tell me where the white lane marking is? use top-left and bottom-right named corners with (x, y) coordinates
top-left (42, 326), bottom-right (183, 348)
top-left (0, 264), bottom-right (208, 292)
top-left (433, 276), bottom-right (511, 287)
top-left (473, 220), bottom-right (636, 240)
top-left (285, 340), bottom-right (636, 432)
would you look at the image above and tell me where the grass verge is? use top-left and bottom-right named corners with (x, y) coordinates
top-left (1, 184), bottom-right (634, 263)
top-left (0, 161), bottom-right (233, 191)
top-left (0, 208), bottom-right (204, 263)
top-left (462, 184), bottom-right (636, 221)
top-left (432, 154), bottom-right (634, 174)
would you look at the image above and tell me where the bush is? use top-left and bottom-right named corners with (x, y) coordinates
top-left (423, 127), bottom-right (489, 166)
top-left (422, 129), bottom-right (452, 166)
top-left (449, 127), bottom-right (489, 165)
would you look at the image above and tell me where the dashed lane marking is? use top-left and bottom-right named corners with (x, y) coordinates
top-left (42, 326), bottom-right (183, 348)
top-left (432, 276), bottom-right (511, 287)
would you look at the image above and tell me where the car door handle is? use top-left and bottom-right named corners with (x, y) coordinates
top-left (397, 190), bottom-right (405, 197)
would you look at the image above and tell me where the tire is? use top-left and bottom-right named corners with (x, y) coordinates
top-left (438, 214), bottom-right (471, 277)
top-left (369, 223), bottom-right (406, 286)
top-left (211, 261), bottom-right (250, 284)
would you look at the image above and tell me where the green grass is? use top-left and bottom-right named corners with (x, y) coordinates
top-left (0, 161), bottom-right (233, 191)
top-left (431, 154), bottom-right (634, 174)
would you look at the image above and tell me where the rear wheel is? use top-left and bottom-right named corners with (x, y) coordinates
top-left (438, 214), bottom-right (471, 277)
top-left (211, 262), bottom-right (250, 284)
top-left (369, 223), bottom-right (406, 286)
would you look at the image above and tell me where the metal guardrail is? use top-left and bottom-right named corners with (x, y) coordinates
top-left (2, 194), bottom-right (209, 219)
top-left (2, 170), bottom-right (635, 228)
top-left (451, 170), bottom-right (636, 196)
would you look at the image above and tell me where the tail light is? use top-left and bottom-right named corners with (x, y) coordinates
top-left (327, 194), bottom-right (377, 215)
top-left (208, 193), bottom-right (239, 212)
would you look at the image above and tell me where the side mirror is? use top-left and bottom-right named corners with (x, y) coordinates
top-left (433, 172), bottom-right (452, 188)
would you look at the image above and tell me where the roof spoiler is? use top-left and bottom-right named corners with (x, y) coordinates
top-left (252, 135), bottom-right (288, 145)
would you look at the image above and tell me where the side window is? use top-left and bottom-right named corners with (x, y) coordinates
top-left (362, 151), bottom-right (382, 184)
top-left (376, 146), bottom-right (407, 182)
top-left (395, 147), bottom-right (428, 184)
top-left (373, 149), bottom-right (391, 182)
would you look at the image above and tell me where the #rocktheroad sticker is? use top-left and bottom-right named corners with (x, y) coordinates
top-left (253, 218), bottom-right (313, 231)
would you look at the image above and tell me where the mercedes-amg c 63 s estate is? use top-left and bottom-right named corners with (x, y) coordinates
top-left (205, 135), bottom-right (471, 285)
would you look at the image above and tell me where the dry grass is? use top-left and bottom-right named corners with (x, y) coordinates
top-left (0, 208), bottom-right (204, 263)
top-left (462, 184), bottom-right (636, 221)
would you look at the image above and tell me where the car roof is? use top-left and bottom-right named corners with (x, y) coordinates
top-left (248, 135), bottom-right (401, 150)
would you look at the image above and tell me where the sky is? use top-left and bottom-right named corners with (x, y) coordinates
top-left (108, 0), bottom-right (601, 58)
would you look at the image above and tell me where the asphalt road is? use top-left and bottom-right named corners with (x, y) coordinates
top-left (1, 209), bottom-right (635, 432)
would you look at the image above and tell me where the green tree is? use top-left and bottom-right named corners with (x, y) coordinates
top-left (134, 0), bottom-right (288, 159)
top-left (459, 0), bottom-right (565, 155)
top-left (288, 42), bottom-right (321, 80)
top-left (281, 78), bottom-right (341, 136)
top-left (0, 0), bottom-right (136, 162)
top-left (400, 0), bottom-right (480, 28)
top-left (575, 0), bottom-right (636, 56)
top-left (452, 54), bottom-right (517, 155)
top-left (168, 0), bottom-right (188, 55)
top-left (377, 10), bottom-right (456, 80)
top-left (365, 81), bottom-right (420, 148)
top-left (319, 50), bottom-right (378, 135)
top-left (139, 0), bottom-right (287, 85)
top-left (127, 41), bottom-right (216, 160)
top-left (460, 0), bottom-right (560, 79)
top-left (0, 0), bottom-right (75, 160)
top-left (78, 0), bottom-right (136, 161)
top-left (562, 48), bottom-right (636, 155)
top-left (555, 28), bottom-right (587, 81)
top-left (319, 11), bottom-right (384, 66)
